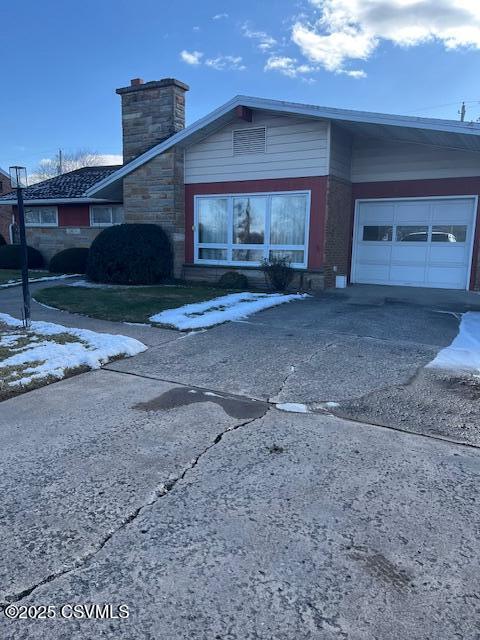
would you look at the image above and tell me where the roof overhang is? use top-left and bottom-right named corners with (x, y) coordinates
top-left (0, 167), bottom-right (10, 179)
top-left (86, 95), bottom-right (480, 198)
top-left (0, 197), bottom-right (121, 205)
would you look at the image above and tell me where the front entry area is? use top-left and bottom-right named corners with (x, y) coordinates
top-left (351, 196), bottom-right (477, 289)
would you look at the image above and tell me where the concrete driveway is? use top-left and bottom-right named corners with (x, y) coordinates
top-left (1, 283), bottom-right (480, 639)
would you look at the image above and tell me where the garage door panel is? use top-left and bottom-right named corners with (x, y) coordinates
top-left (352, 197), bottom-right (476, 290)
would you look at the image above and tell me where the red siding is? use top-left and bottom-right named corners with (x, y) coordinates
top-left (58, 204), bottom-right (90, 227)
top-left (352, 177), bottom-right (480, 290)
top-left (185, 177), bottom-right (328, 269)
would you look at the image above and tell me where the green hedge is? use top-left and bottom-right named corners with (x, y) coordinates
top-left (0, 244), bottom-right (44, 269)
top-left (49, 247), bottom-right (89, 274)
top-left (86, 223), bottom-right (173, 284)
top-left (0, 234), bottom-right (6, 246)
top-left (217, 271), bottom-right (249, 289)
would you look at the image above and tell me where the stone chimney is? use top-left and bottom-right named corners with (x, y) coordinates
top-left (116, 78), bottom-right (189, 163)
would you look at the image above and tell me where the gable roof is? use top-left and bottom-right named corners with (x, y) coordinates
top-left (86, 94), bottom-right (480, 199)
top-left (0, 165), bottom-right (122, 204)
top-left (0, 167), bottom-right (9, 179)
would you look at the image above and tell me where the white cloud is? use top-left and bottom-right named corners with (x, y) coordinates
top-left (193, 26), bottom-right (200, 32)
top-left (212, 13), bottom-right (229, 20)
top-left (180, 49), bottom-right (203, 65)
top-left (293, 0), bottom-right (480, 75)
top-left (242, 24), bottom-right (277, 51)
top-left (264, 55), bottom-right (315, 78)
top-left (98, 154), bottom-right (123, 165)
top-left (205, 55), bottom-right (246, 71)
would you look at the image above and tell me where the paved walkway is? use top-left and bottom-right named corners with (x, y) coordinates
top-left (1, 282), bottom-right (479, 639)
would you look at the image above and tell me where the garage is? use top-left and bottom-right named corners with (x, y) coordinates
top-left (351, 197), bottom-right (478, 289)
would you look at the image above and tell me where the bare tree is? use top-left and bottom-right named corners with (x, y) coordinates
top-left (29, 149), bottom-right (110, 184)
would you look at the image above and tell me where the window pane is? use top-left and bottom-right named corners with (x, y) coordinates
top-left (432, 225), bottom-right (467, 242)
top-left (233, 197), bottom-right (266, 244)
top-left (198, 198), bottom-right (228, 243)
top-left (198, 248), bottom-right (227, 260)
top-left (25, 208), bottom-right (41, 224)
top-left (232, 249), bottom-right (264, 262)
top-left (112, 207), bottom-right (124, 224)
top-left (40, 208), bottom-right (57, 224)
top-left (362, 225), bottom-right (392, 241)
top-left (92, 208), bottom-right (112, 225)
top-left (269, 250), bottom-right (304, 264)
top-left (396, 226), bottom-right (428, 242)
top-left (270, 194), bottom-right (306, 245)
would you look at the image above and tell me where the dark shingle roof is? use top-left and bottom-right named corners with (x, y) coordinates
top-left (0, 165), bottom-right (121, 201)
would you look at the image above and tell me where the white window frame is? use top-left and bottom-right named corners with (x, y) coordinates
top-left (194, 190), bottom-right (311, 269)
top-left (24, 206), bottom-right (58, 227)
top-left (89, 204), bottom-right (124, 227)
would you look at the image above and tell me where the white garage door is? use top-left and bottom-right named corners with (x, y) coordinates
top-left (351, 197), bottom-right (477, 289)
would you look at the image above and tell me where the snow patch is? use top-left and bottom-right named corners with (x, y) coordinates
top-left (427, 312), bottom-right (480, 374)
top-left (149, 292), bottom-right (310, 330)
top-left (0, 274), bottom-right (80, 289)
top-left (0, 313), bottom-right (146, 387)
top-left (275, 402), bottom-right (309, 414)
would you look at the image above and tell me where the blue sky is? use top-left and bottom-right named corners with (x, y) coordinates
top-left (1, 0), bottom-right (480, 175)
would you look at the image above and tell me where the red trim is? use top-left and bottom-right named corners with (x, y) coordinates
top-left (352, 177), bottom-right (480, 290)
top-left (58, 205), bottom-right (90, 227)
top-left (185, 177), bottom-right (328, 269)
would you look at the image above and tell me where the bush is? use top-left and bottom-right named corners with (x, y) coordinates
top-left (0, 244), bottom-right (44, 269)
top-left (0, 233), bottom-right (6, 246)
top-left (217, 270), bottom-right (249, 289)
top-left (261, 256), bottom-right (295, 291)
top-left (86, 223), bottom-right (173, 285)
top-left (49, 247), bottom-right (89, 274)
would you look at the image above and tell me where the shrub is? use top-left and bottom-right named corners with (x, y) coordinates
top-left (49, 247), bottom-right (89, 274)
top-left (0, 244), bottom-right (44, 269)
top-left (0, 233), bottom-right (6, 246)
top-left (218, 270), bottom-right (249, 289)
top-left (86, 223), bottom-right (173, 285)
top-left (261, 256), bottom-right (295, 291)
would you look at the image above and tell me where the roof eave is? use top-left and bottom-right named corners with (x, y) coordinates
top-left (0, 197), bottom-right (121, 205)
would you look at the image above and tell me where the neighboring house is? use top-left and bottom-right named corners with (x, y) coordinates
top-left (0, 166), bottom-right (122, 259)
top-left (0, 167), bottom-right (13, 243)
top-left (3, 76), bottom-right (480, 290)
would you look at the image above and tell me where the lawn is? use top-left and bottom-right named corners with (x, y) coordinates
top-left (0, 269), bottom-right (51, 285)
top-left (34, 284), bottom-right (233, 323)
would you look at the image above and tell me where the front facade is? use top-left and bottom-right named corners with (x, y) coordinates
top-left (0, 168), bottom-right (13, 242)
top-left (5, 78), bottom-right (480, 291)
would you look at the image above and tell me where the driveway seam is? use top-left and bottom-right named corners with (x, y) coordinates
top-left (0, 408), bottom-right (269, 609)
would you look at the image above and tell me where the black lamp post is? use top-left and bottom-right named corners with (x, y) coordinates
top-left (9, 166), bottom-right (31, 328)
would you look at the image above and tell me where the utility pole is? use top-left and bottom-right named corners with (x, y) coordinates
top-left (58, 148), bottom-right (63, 175)
top-left (459, 102), bottom-right (466, 122)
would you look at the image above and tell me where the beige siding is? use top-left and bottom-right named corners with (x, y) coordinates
top-left (184, 110), bottom-right (329, 184)
top-left (329, 124), bottom-right (352, 180)
top-left (352, 139), bottom-right (480, 183)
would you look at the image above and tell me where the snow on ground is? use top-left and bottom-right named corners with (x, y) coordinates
top-left (275, 402), bottom-right (310, 414)
top-left (427, 312), bottom-right (480, 374)
top-left (0, 274), bottom-right (80, 289)
top-left (150, 292), bottom-right (310, 330)
top-left (0, 313), bottom-right (146, 388)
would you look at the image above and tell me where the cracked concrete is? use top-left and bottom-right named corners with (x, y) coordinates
top-left (2, 284), bottom-right (480, 638)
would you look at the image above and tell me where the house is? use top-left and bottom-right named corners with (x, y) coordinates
top-left (0, 167), bottom-right (13, 243)
top-left (3, 76), bottom-right (480, 291)
top-left (0, 166), bottom-right (122, 258)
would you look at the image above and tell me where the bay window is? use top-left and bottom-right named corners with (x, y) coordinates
top-left (24, 206), bottom-right (58, 227)
top-left (194, 191), bottom-right (309, 268)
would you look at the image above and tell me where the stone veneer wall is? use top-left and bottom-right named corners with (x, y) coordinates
top-left (123, 149), bottom-right (185, 277)
top-left (323, 176), bottom-right (353, 288)
top-left (25, 228), bottom-right (102, 262)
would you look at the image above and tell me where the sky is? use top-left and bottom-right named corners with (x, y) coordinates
top-left (1, 0), bottom-right (480, 175)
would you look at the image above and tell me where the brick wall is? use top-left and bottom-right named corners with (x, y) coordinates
top-left (323, 176), bottom-right (353, 288)
top-left (123, 149), bottom-right (185, 277)
top-left (0, 174), bottom-right (13, 243)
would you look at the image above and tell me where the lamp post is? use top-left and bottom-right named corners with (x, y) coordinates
top-left (9, 166), bottom-right (30, 328)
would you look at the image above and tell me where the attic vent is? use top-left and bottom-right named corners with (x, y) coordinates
top-left (233, 127), bottom-right (266, 155)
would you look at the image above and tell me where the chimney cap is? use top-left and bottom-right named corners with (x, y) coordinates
top-left (116, 77), bottom-right (189, 95)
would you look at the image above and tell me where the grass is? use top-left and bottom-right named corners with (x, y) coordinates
top-left (34, 284), bottom-right (233, 323)
top-left (0, 269), bottom-right (51, 285)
